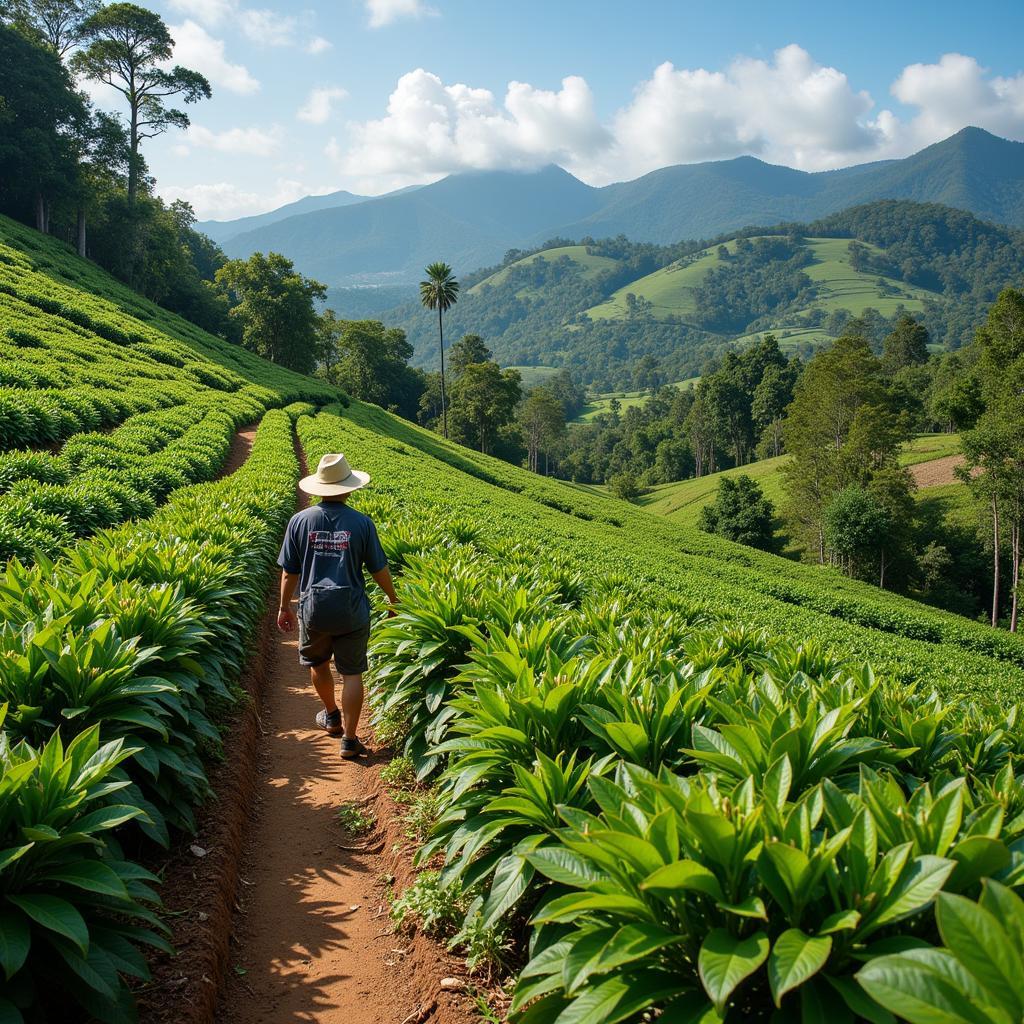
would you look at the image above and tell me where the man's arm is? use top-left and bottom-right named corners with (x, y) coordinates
top-left (371, 566), bottom-right (398, 617)
top-left (277, 570), bottom-right (300, 631)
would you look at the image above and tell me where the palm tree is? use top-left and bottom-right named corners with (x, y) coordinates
top-left (419, 261), bottom-right (459, 439)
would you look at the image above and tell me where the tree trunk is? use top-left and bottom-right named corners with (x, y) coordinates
top-left (128, 104), bottom-right (139, 208)
top-left (76, 208), bottom-right (87, 258)
top-left (879, 548), bottom-right (887, 590)
top-left (437, 306), bottom-right (448, 440)
top-left (35, 193), bottom-right (46, 233)
top-left (992, 496), bottom-right (1002, 628)
top-left (1011, 519), bottom-right (1020, 634)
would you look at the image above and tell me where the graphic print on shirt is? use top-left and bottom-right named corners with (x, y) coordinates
top-left (310, 529), bottom-right (351, 559)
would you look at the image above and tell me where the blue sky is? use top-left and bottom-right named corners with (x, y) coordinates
top-left (99, 0), bottom-right (1024, 220)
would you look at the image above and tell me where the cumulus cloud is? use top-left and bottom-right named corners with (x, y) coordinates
top-left (333, 47), bottom-right (1024, 189)
top-left (159, 179), bottom-right (311, 219)
top-left (169, 20), bottom-right (260, 95)
top-left (365, 0), bottom-right (435, 28)
top-left (298, 86), bottom-right (348, 124)
top-left (888, 53), bottom-right (1024, 153)
top-left (187, 124), bottom-right (282, 155)
top-left (306, 35), bottom-right (332, 54)
top-left (169, 0), bottom-right (308, 46)
top-left (338, 70), bottom-right (607, 185)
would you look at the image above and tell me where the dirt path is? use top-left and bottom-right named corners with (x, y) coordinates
top-left (911, 453), bottom-right (967, 489)
top-left (217, 422), bottom-right (259, 479)
top-left (214, 431), bottom-right (467, 1024)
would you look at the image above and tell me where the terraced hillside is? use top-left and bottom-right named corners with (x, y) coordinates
top-left (3, 215), bottom-right (1024, 1024)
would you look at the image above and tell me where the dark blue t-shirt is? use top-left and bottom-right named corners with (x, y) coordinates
top-left (277, 502), bottom-right (388, 604)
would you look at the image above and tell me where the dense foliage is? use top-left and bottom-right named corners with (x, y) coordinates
top-left (297, 402), bottom-right (1024, 1023)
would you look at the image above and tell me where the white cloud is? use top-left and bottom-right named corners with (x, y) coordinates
top-left (239, 8), bottom-right (298, 46)
top-left (334, 47), bottom-right (1024, 190)
top-left (168, 0), bottom-right (235, 27)
top-left (609, 45), bottom-right (881, 177)
top-left (188, 124), bottom-right (282, 155)
top-left (366, 0), bottom-right (434, 28)
top-left (888, 53), bottom-right (1024, 153)
top-left (298, 86), bottom-right (348, 124)
top-left (338, 69), bottom-right (607, 186)
top-left (169, 20), bottom-right (260, 95)
top-left (159, 179), bottom-right (311, 220)
top-left (169, 0), bottom-right (305, 46)
top-left (306, 35), bottom-right (332, 54)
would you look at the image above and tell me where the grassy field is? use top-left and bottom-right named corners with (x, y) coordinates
top-left (583, 236), bottom-right (941, 329)
top-left (468, 244), bottom-right (619, 296)
top-left (505, 364), bottom-right (562, 387)
top-left (639, 433), bottom-right (962, 527)
top-left (573, 376), bottom-right (701, 422)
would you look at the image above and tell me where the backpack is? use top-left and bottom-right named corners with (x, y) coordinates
top-left (298, 506), bottom-right (370, 635)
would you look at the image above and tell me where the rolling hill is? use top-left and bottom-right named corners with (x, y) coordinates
top-left (380, 201), bottom-right (1024, 387)
top-left (218, 128), bottom-right (1024, 287)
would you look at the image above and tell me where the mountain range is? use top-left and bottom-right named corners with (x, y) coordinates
top-left (208, 128), bottom-right (1024, 286)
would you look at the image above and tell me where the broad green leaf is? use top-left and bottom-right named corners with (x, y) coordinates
top-left (8, 894), bottom-right (89, 954)
top-left (0, 997), bottom-right (24, 1024)
top-left (868, 855), bottom-right (954, 931)
top-left (526, 847), bottom-right (601, 888)
top-left (0, 911), bottom-right (30, 980)
top-left (556, 972), bottom-right (692, 1024)
top-left (768, 928), bottom-right (832, 1007)
top-left (856, 956), bottom-right (992, 1024)
top-left (819, 910), bottom-right (861, 935)
top-left (698, 928), bottom-right (770, 1015)
top-left (641, 860), bottom-right (724, 902)
top-left (481, 853), bottom-right (534, 929)
top-left (42, 860), bottom-right (129, 899)
top-left (935, 892), bottom-right (1024, 1017)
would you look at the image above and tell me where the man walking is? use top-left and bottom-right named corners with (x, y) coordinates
top-left (276, 453), bottom-right (397, 759)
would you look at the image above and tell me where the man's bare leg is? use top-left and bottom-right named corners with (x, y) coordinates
top-left (340, 673), bottom-right (364, 739)
top-left (310, 661), bottom-right (338, 713)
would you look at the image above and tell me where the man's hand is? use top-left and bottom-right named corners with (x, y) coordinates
top-left (277, 607), bottom-right (296, 632)
top-left (386, 602), bottom-right (398, 619)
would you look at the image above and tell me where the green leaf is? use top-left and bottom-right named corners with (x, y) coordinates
top-left (868, 855), bottom-right (954, 931)
top-left (641, 860), bottom-right (724, 902)
top-left (856, 956), bottom-right (992, 1024)
top-left (481, 853), bottom-right (534, 929)
top-left (8, 894), bottom-right (89, 954)
top-left (768, 928), bottom-right (832, 1007)
top-left (42, 861), bottom-right (129, 899)
top-left (0, 997), bottom-right (24, 1024)
top-left (698, 928), bottom-right (769, 1015)
top-left (0, 911), bottom-right (30, 980)
top-left (819, 910), bottom-right (861, 935)
top-left (556, 972), bottom-right (691, 1024)
top-left (526, 847), bottom-right (601, 888)
top-left (0, 846), bottom-right (33, 873)
top-left (936, 892), bottom-right (1024, 1017)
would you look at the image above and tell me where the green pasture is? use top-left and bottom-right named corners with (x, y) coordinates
top-left (469, 245), bottom-right (619, 296)
top-left (572, 376), bottom-right (702, 423)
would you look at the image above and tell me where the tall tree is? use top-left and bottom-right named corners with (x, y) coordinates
top-left (5, 0), bottom-right (99, 57)
top-left (419, 261), bottom-right (459, 439)
top-left (0, 23), bottom-right (85, 231)
top-left (449, 361), bottom-right (521, 454)
top-left (448, 333), bottom-right (490, 377)
top-left (698, 475), bottom-right (778, 552)
top-left (880, 314), bottom-right (930, 376)
top-left (72, 4), bottom-right (210, 207)
top-left (518, 387), bottom-right (566, 474)
top-left (215, 251), bottom-right (326, 374)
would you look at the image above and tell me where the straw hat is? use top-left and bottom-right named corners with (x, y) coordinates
top-left (299, 453), bottom-right (371, 496)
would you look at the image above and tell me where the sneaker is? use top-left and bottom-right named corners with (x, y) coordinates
top-left (340, 736), bottom-right (369, 759)
top-left (316, 708), bottom-right (343, 736)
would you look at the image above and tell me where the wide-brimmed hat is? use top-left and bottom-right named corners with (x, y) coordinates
top-left (299, 453), bottom-right (370, 496)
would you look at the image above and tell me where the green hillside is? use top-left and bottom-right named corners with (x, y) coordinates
top-left (3, 214), bottom-right (1024, 1023)
top-left (640, 433), bottom-right (962, 526)
top-left (583, 236), bottom-right (938, 326)
top-left (469, 245), bottom-right (619, 295)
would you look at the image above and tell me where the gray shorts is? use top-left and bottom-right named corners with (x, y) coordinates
top-left (298, 619), bottom-right (370, 675)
